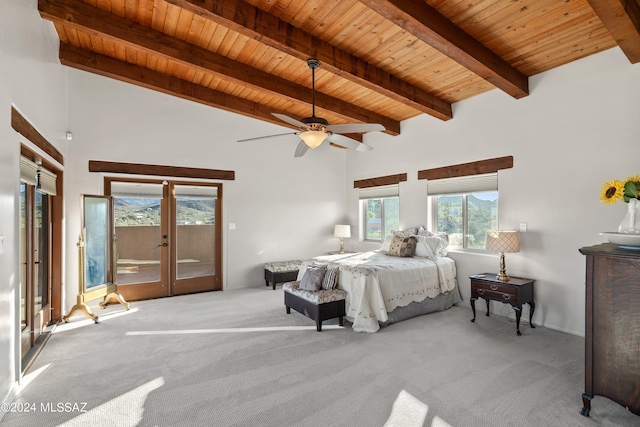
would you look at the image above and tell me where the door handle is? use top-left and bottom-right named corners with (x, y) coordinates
top-left (157, 243), bottom-right (168, 247)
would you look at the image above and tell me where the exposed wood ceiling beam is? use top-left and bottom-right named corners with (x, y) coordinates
top-left (58, 43), bottom-right (348, 138)
top-left (587, 0), bottom-right (640, 63)
top-left (39, 0), bottom-right (398, 136)
top-left (164, 0), bottom-right (453, 120)
top-left (359, 0), bottom-right (529, 99)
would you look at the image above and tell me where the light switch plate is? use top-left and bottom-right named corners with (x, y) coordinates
top-left (519, 223), bottom-right (527, 232)
top-left (228, 223), bottom-right (236, 230)
top-left (0, 235), bottom-right (4, 254)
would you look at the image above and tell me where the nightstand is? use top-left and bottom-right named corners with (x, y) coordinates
top-left (469, 273), bottom-right (535, 336)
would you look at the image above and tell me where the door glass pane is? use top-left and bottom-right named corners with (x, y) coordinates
top-left (84, 196), bottom-right (110, 288)
top-left (34, 190), bottom-right (50, 310)
top-left (174, 185), bottom-right (216, 279)
top-left (19, 184), bottom-right (27, 332)
top-left (112, 183), bottom-right (163, 285)
top-left (436, 195), bottom-right (463, 247)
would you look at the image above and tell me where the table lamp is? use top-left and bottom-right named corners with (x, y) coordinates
top-left (485, 230), bottom-right (520, 282)
top-left (334, 225), bottom-right (351, 254)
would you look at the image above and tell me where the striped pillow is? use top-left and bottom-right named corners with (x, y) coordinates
top-left (322, 267), bottom-right (340, 290)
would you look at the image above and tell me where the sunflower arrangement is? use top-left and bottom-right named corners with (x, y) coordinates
top-left (600, 175), bottom-right (640, 205)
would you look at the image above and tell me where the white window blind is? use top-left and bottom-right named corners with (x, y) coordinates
top-left (20, 156), bottom-right (38, 186)
top-left (21, 156), bottom-right (57, 195)
top-left (427, 173), bottom-right (497, 196)
top-left (38, 168), bottom-right (57, 195)
top-left (358, 184), bottom-right (399, 200)
top-left (174, 184), bottom-right (218, 198)
top-left (111, 182), bottom-right (164, 198)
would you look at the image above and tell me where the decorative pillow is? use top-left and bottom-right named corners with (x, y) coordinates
top-left (321, 266), bottom-right (340, 290)
top-left (387, 235), bottom-right (417, 257)
top-left (413, 235), bottom-right (436, 258)
top-left (380, 234), bottom-right (394, 252)
top-left (416, 226), bottom-right (432, 236)
top-left (391, 227), bottom-right (419, 238)
top-left (424, 235), bottom-right (448, 257)
top-left (413, 228), bottom-right (449, 253)
top-left (299, 264), bottom-right (327, 291)
top-left (434, 233), bottom-right (449, 248)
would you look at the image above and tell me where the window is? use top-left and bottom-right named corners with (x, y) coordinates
top-left (429, 174), bottom-right (498, 249)
top-left (359, 185), bottom-right (400, 242)
top-left (363, 197), bottom-right (399, 241)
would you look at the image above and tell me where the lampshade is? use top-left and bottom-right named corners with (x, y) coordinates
top-left (485, 230), bottom-right (520, 253)
top-left (299, 130), bottom-right (327, 148)
top-left (485, 230), bottom-right (519, 282)
top-left (334, 225), bottom-right (351, 238)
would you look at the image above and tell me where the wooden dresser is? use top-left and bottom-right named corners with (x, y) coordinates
top-left (579, 243), bottom-right (640, 417)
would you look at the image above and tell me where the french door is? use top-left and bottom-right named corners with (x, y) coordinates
top-left (107, 179), bottom-right (221, 300)
top-left (20, 184), bottom-right (52, 359)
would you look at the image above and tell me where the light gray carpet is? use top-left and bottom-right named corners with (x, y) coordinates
top-left (2, 288), bottom-right (638, 427)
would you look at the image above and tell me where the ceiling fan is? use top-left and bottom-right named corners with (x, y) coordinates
top-left (237, 58), bottom-right (385, 157)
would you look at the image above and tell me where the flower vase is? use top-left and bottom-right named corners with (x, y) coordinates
top-left (618, 198), bottom-right (640, 234)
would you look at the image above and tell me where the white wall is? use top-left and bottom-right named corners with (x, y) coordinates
top-left (1, 3), bottom-right (638, 408)
top-left (347, 47), bottom-right (640, 335)
top-left (0, 0), bottom-right (68, 410)
top-left (64, 69), bottom-right (348, 309)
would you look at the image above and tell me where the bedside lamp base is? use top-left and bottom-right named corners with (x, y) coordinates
top-left (496, 252), bottom-right (510, 282)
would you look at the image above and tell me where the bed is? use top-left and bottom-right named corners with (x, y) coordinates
top-left (297, 237), bottom-right (461, 333)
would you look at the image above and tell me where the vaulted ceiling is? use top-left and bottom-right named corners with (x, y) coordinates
top-left (39, 0), bottom-right (640, 139)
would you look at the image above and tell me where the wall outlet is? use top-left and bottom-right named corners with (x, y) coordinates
top-left (519, 223), bottom-right (527, 232)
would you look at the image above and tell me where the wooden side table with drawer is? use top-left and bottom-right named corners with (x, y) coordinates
top-left (470, 273), bottom-right (535, 336)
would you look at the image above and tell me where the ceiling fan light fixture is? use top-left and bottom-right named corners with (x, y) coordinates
top-left (299, 130), bottom-right (327, 148)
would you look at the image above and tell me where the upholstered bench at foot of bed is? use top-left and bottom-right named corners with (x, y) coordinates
top-left (283, 281), bottom-right (347, 332)
top-left (264, 260), bottom-right (303, 290)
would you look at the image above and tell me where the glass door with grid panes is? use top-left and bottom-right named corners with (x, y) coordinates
top-left (108, 180), bottom-right (221, 300)
top-left (20, 184), bottom-right (52, 359)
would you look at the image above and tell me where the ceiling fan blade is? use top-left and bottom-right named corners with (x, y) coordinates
top-left (294, 140), bottom-right (310, 157)
top-left (272, 113), bottom-right (309, 129)
top-left (237, 132), bottom-right (298, 143)
top-left (325, 133), bottom-right (373, 152)
top-left (355, 142), bottom-right (374, 152)
top-left (325, 123), bottom-right (385, 133)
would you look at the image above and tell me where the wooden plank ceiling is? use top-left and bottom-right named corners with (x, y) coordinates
top-left (39, 0), bottom-right (639, 138)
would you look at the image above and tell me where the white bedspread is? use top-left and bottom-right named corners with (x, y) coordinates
top-left (298, 251), bottom-right (457, 333)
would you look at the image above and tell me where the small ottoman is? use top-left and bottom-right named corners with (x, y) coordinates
top-left (264, 260), bottom-right (303, 290)
top-left (283, 281), bottom-right (347, 331)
